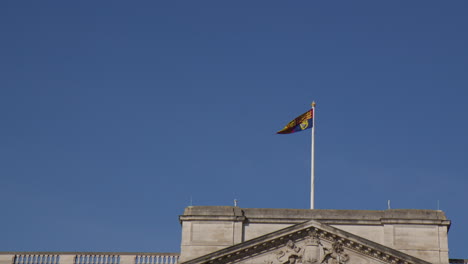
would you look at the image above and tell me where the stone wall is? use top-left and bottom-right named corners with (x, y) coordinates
top-left (179, 206), bottom-right (450, 264)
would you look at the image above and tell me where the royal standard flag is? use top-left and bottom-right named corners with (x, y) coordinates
top-left (277, 109), bottom-right (313, 134)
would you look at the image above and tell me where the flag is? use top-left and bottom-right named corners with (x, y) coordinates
top-left (276, 109), bottom-right (313, 134)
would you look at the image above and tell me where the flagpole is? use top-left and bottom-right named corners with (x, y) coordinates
top-left (310, 101), bottom-right (316, 209)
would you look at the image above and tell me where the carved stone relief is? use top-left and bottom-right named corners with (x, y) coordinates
top-left (266, 230), bottom-right (350, 264)
top-left (322, 241), bottom-right (349, 264)
top-left (275, 240), bottom-right (304, 264)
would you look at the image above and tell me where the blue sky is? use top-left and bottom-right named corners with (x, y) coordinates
top-left (1, 0), bottom-right (467, 259)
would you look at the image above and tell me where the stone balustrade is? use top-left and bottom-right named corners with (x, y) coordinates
top-left (0, 253), bottom-right (179, 264)
top-left (450, 260), bottom-right (468, 264)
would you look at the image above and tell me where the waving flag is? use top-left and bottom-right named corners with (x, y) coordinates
top-left (276, 109), bottom-right (313, 134)
top-left (276, 102), bottom-right (317, 209)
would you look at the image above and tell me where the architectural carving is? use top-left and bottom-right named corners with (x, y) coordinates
top-left (268, 229), bottom-right (349, 264)
top-left (276, 240), bottom-right (303, 264)
top-left (303, 230), bottom-right (322, 264)
top-left (321, 241), bottom-right (349, 264)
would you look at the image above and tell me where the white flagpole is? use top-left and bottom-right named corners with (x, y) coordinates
top-left (310, 101), bottom-right (316, 209)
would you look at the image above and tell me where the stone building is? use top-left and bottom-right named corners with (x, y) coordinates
top-left (0, 206), bottom-right (465, 264)
top-left (179, 206), bottom-right (451, 264)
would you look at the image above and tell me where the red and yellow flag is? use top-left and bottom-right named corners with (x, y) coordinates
top-left (277, 109), bottom-right (314, 134)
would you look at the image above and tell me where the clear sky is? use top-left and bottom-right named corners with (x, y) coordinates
top-left (1, 0), bottom-right (467, 259)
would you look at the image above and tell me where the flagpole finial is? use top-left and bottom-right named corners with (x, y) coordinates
top-left (311, 101), bottom-right (316, 107)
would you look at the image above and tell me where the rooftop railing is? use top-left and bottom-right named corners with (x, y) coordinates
top-left (0, 253), bottom-right (179, 264)
top-left (450, 260), bottom-right (468, 264)
top-left (1, 253), bottom-right (465, 264)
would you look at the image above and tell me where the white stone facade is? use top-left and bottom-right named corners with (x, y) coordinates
top-left (179, 207), bottom-right (450, 264)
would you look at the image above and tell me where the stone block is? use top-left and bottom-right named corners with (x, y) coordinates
top-left (0, 255), bottom-right (13, 264)
top-left (60, 255), bottom-right (76, 264)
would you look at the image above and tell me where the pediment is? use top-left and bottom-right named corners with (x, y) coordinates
top-left (181, 220), bottom-right (431, 264)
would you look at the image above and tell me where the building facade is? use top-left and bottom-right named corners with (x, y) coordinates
top-left (1, 206), bottom-right (465, 264)
top-left (179, 206), bottom-right (450, 264)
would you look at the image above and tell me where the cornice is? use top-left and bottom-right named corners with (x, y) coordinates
top-left (180, 207), bottom-right (451, 228)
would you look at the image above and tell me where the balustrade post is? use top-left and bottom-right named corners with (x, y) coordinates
top-left (0, 255), bottom-right (14, 264)
top-left (120, 255), bottom-right (135, 264)
top-left (61, 255), bottom-right (76, 264)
